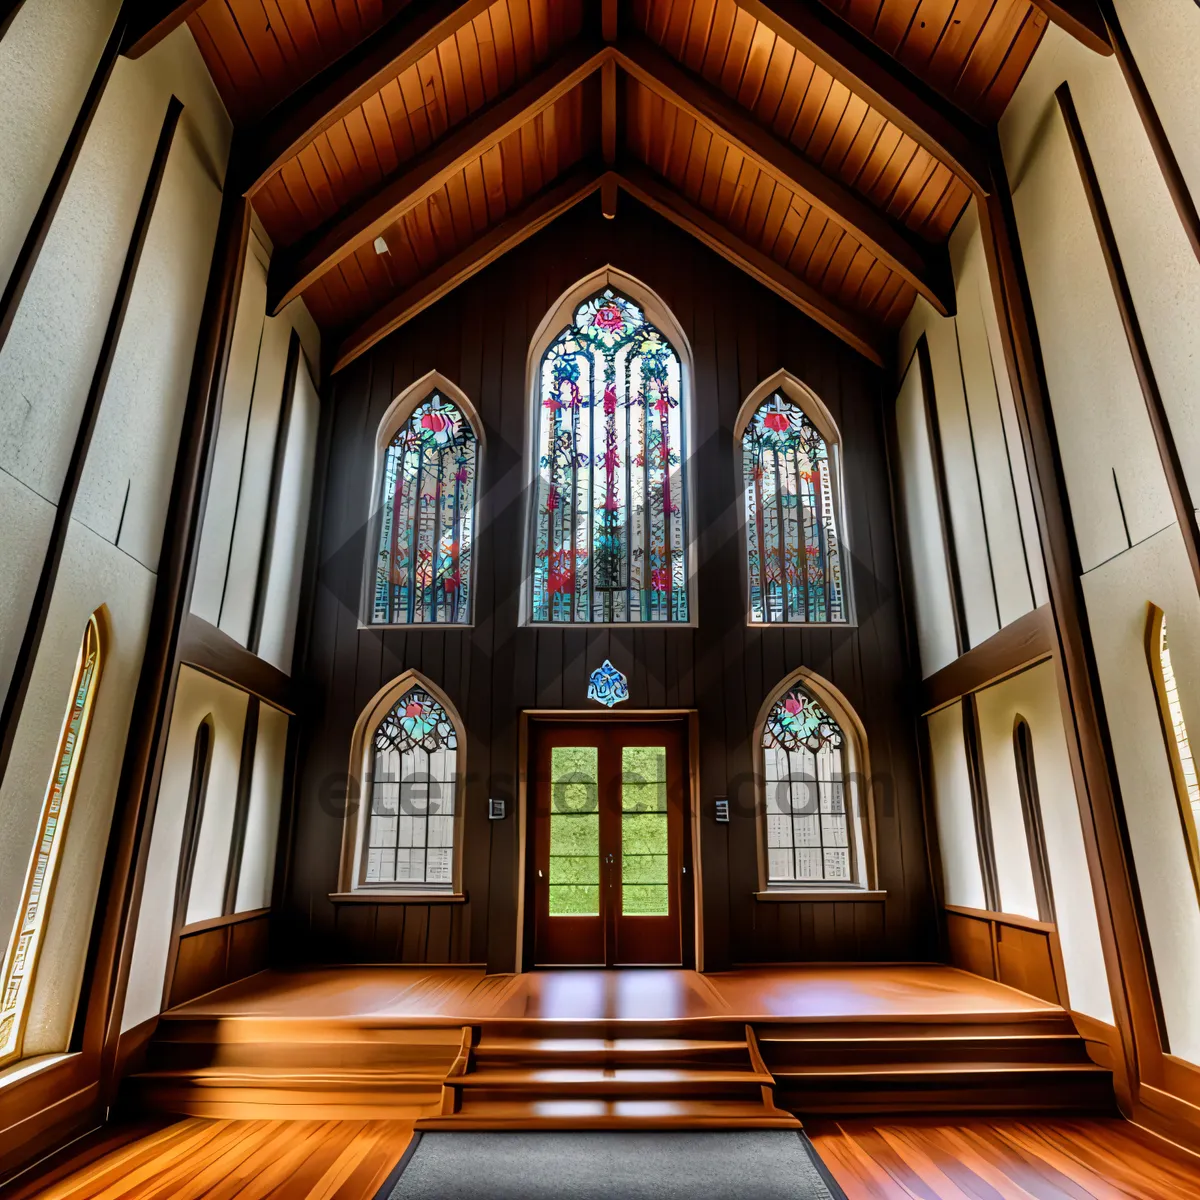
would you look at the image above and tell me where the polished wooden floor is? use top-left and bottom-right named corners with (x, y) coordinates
top-left (164, 964), bottom-right (1062, 1025)
top-left (11, 1115), bottom-right (1200, 1199)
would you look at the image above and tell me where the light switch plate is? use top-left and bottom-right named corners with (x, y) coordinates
top-left (488, 798), bottom-right (506, 820)
top-left (715, 798), bottom-right (730, 823)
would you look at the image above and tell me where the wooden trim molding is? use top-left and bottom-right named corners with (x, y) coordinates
top-left (1039, 0), bottom-right (1112, 55)
top-left (328, 892), bottom-right (467, 904)
top-left (1057, 82), bottom-right (1200, 600)
top-left (122, 1), bottom-right (206, 58)
top-left (754, 890), bottom-right (886, 902)
top-left (0, 10), bottom-right (125, 356)
top-left (177, 614), bottom-right (296, 713)
top-left (922, 604), bottom-right (1054, 714)
top-left (178, 906), bottom-right (271, 935)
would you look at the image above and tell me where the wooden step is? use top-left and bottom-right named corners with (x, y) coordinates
top-left (472, 1037), bottom-right (749, 1066)
top-left (450, 1066), bottom-right (774, 1096)
top-left (417, 1097), bottom-right (802, 1130)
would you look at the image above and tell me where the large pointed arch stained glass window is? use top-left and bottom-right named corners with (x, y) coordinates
top-left (762, 685), bottom-right (852, 885)
top-left (531, 288), bottom-right (688, 623)
top-left (742, 392), bottom-right (847, 623)
top-left (373, 392), bottom-right (478, 625)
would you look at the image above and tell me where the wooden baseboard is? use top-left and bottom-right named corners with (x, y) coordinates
top-left (1071, 1011), bottom-right (1120, 1071)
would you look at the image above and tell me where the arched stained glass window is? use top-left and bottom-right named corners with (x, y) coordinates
top-left (362, 682), bottom-right (459, 890)
top-left (531, 287), bottom-right (688, 623)
top-left (1147, 605), bottom-right (1200, 903)
top-left (373, 391), bottom-right (479, 625)
top-left (762, 683), bottom-right (853, 885)
top-left (742, 391), bottom-right (847, 624)
top-left (0, 611), bottom-right (104, 1066)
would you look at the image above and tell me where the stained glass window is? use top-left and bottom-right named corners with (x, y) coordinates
top-left (373, 391), bottom-right (478, 625)
top-left (762, 684), bottom-right (853, 885)
top-left (1, 613), bottom-right (103, 1066)
top-left (363, 684), bottom-right (458, 889)
top-left (742, 392), bottom-right (847, 623)
top-left (1148, 606), bottom-right (1200, 901)
top-left (531, 287), bottom-right (688, 623)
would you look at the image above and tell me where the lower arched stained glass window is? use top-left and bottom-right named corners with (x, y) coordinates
top-left (742, 392), bottom-right (847, 623)
top-left (363, 685), bottom-right (458, 888)
top-left (531, 288), bottom-right (688, 623)
top-left (762, 685), bottom-right (852, 884)
top-left (373, 392), bottom-right (478, 625)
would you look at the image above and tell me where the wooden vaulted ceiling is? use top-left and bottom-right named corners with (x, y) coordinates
top-left (127, 0), bottom-right (1087, 370)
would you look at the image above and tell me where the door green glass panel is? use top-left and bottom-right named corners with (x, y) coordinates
top-left (549, 746), bottom-right (599, 916)
top-left (621, 746), bottom-right (669, 915)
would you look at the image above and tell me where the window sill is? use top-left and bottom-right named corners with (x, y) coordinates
top-left (754, 889), bottom-right (886, 903)
top-left (329, 891), bottom-right (467, 905)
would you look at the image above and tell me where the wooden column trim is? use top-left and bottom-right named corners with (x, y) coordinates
top-left (1098, 0), bottom-right (1200, 266)
top-left (88, 179), bottom-right (253, 1110)
top-left (915, 335), bottom-right (969, 655)
top-left (976, 149), bottom-right (1164, 1118)
top-left (922, 604), bottom-right (1054, 714)
top-left (248, 331), bottom-right (302, 654)
top-left (178, 613), bottom-right (296, 713)
top-left (1056, 84), bottom-right (1200, 599)
top-left (0, 10), bottom-right (125, 356)
top-left (0, 96), bottom-right (183, 788)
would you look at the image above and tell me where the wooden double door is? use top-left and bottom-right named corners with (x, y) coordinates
top-left (531, 719), bottom-right (687, 967)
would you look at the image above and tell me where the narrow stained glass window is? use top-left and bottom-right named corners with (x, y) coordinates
top-left (531, 288), bottom-right (688, 623)
top-left (548, 746), bottom-right (600, 916)
top-left (1148, 606), bottom-right (1200, 902)
top-left (363, 684), bottom-right (457, 889)
top-left (373, 391), bottom-right (478, 625)
top-left (763, 685), bottom-right (852, 885)
top-left (622, 746), bottom-right (669, 916)
top-left (1, 612), bottom-right (103, 1067)
top-left (742, 392), bottom-right (847, 623)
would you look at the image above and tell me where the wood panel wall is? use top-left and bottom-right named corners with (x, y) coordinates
top-left (945, 904), bottom-right (1068, 1007)
top-left (281, 195), bottom-right (933, 971)
top-left (167, 911), bottom-right (271, 1009)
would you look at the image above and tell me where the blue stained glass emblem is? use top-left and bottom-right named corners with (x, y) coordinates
top-left (587, 659), bottom-right (629, 707)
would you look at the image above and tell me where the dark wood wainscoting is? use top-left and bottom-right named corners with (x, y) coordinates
top-left (167, 909), bottom-right (271, 1009)
top-left (944, 904), bottom-right (1068, 1006)
top-left (284, 197), bottom-right (932, 972)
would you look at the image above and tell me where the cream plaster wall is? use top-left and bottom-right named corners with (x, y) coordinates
top-left (0, 18), bottom-right (233, 1058)
top-left (974, 662), bottom-right (1113, 1023)
top-left (1000, 24), bottom-right (1200, 568)
top-left (0, 0), bottom-right (120, 293)
top-left (234, 702), bottom-right (288, 913)
top-left (1081, 523), bottom-right (1200, 1061)
top-left (1114, 0), bottom-right (1200, 215)
top-left (121, 668), bottom-right (248, 1032)
top-left (894, 353), bottom-right (958, 676)
top-left (927, 701), bottom-right (986, 910)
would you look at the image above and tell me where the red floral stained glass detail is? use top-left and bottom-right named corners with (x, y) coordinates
top-left (532, 287), bottom-right (688, 623)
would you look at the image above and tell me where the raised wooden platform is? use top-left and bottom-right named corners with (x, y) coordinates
top-left (126, 966), bottom-right (1114, 1126)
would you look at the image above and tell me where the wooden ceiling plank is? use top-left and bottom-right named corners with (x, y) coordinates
top-left (732, 0), bottom-right (989, 193)
top-left (333, 164), bottom-right (605, 372)
top-left (618, 37), bottom-right (954, 315)
top-left (124, 0), bottom-right (208, 59)
top-left (269, 39), bottom-right (607, 313)
top-left (618, 161), bottom-right (884, 364)
top-left (243, 0), bottom-right (498, 194)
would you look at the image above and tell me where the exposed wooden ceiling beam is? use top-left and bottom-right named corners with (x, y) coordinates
top-left (617, 163), bottom-right (885, 366)
top-left (616, 35), bottom-right (954, 318)
top-left (241, 0), bottom-right (496, 195)
top-left (1038, 0), bottom-right (1112, 56)
top-left (122, 0), bottom-right (206, 59)
top-left (268, 39), bottom-right (608, 315)
top-left (735, 0), bottom-right (989, 196)
top-left (333, 165), bottom-right (605, 373)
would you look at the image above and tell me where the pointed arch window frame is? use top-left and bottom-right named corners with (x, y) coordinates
top-left (520, 267), bottom-right (700, 628)
top-left (362, 370), bottom-right (485, 630)
top-left (335, 669), bottom-right (468, 901)
top-left (1146, 603), bottom-right (1200, 907)
top-left (751, 667), bottom-right (881, 900)
top-left (0, 609), bottom-right (106, 1067)
top-left (735, 371), bottom-right (855, 628)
